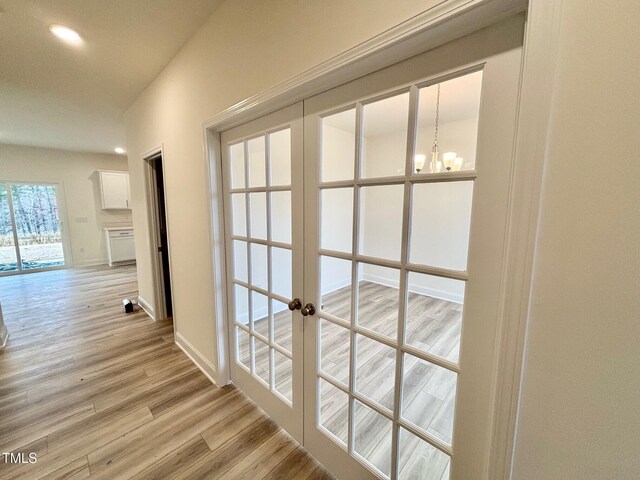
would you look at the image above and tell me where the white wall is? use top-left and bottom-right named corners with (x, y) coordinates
top-left (0, 143), bottom-right (131, 266)
top-left (125, 0), bottom-right (435, 367)
top-left (512, 1), bottom-right (640, 478)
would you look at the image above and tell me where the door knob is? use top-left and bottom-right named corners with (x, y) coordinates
top-left (288, 298), bottom-right (302, 311)
top-left (301, 303), bottom-right (316, 316)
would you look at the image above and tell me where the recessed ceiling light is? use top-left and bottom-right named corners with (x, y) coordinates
top-left (49, 24), bottom-right (82, 44)
top-left (114, 147), bottom-right (126, 154)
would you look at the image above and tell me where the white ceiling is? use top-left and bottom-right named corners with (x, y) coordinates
top-left (0, 0), bottom-right (223, 154)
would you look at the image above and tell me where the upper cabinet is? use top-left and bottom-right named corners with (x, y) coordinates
top-left (99, 171), bottom-right (131, 209)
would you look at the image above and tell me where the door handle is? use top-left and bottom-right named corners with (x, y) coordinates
top-left (301, 303), bottom-right (316, 317)
top-left (288, 298), bottom-right (302, 311)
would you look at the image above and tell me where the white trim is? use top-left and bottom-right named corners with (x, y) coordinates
top-left (137, 295), bottom-right (155, 320)
top-left (73, 258), bottom-right (108, 267)
top-left (175, 331), bottom-right (218, 385)
top-left (0, 324), bottom-right (8, 348)
top-left (487, 1), bottom-right (564, 479)
top-left (362, 272), bottom-right (464, 304)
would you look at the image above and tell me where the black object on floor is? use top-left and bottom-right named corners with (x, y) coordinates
top-left (122, 298), bottom-right (134, 313)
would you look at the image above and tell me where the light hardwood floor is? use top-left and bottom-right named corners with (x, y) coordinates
top-left (0, 265), bottom-right (332, 480)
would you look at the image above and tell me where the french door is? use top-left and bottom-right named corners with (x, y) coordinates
top-left (0, 182), bottom-right (68, 274)
top-left (221, 18), bottom-right (523, 480)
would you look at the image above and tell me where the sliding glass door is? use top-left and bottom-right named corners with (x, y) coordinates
top-left (0, 182), bottom-right (67, 274)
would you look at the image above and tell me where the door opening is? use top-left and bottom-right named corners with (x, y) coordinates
top-left (145, 151), bottom-right (173, 320)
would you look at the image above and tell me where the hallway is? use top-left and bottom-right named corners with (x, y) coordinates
top-left (0, 266), bottom-right (330, 479)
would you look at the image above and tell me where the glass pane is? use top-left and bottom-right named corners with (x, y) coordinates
top-left (273, 299), bottom-right (292, 353)
top-left (320, 255), bottom-right (352, 322)
top-left (274, 349), bottom-right (292, 402)
top-left (231, 193), bottom-right (246, 237)
top-left (271, 191), bottom-right (291, 244)
top-left (229, 142), bottom-right (245, 188)
top-left (359, 185), bottom-right (404, 261)
top-left (269, 128), bottom-right (291, 186)
top-left (415, 71), bottom-right (482, 174)
top-left (320, 319), bottom-right (350, 385)
top-left (252, 291), bottom-right (269, 339)
top-left (362, 92), bottom-right (410, 179)
top-left (410, 181), bottom-right (473, 271)
top-left (234, 284), bottom-right (249, 327)
top-left (321, 109), bottom-right (356, 182)
top-left (250, 243), bottom-right (268, 290)
top-left (402, 353), bottom-right (457, 446)
top-left (254, 337), bottom-right (270, 385)
top-left (232, 240), bottom-right (248, 282)
top-left (398, 427), bottom-right (451, 480)
top-left (12, 184), bottom-right (64, 269)
top-left (407, 272), bottom-right (465, 363)
top-left (321, 187), bottom-right (353, 253)
top-left (319, 379), bottom-right (349, 447)
top-left (357, 263), bottom-right (400, 340)
top-left (271, 247), bottom-right (291, 300)
top-left (355, 334), bottom-right (396, 411)
top-left (248, 136), bottom-right (266, 187)
top-left (0, 185), bottom-right (18, 272)
top-left (236, 327), bottom-right (251, 370)
top-left (249, 192), bottom-right (267, 240)
top-left (354, 400), bottom-right (392, 478)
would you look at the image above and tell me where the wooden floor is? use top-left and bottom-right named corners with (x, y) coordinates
top-left (0, 266), bottom-right (331, 480)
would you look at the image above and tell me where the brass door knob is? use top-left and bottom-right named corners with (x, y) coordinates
top-left (288, 298), bottom-right (302, 311)
top-left (301, 303), bottom-right (316, 316)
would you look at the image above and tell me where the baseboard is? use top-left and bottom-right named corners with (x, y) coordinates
top-left (137, 296), bottom-right (155, 320)
top-left (0, 324), bottom-right (9, 349)
top-left (175, 332), bottom-right (218, 386)
top-left (74, 258), bottom-right (108, 267)
top-left (362, 273), bottom-right (464, 304)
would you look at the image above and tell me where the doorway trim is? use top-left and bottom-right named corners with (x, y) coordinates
top-left (141, 145), bottom-right (175, 325)
top-left (202, 0), bottom-right (562, 478)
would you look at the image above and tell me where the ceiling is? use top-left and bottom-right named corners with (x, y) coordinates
top-left (0, 0), bottom-right (223, 154)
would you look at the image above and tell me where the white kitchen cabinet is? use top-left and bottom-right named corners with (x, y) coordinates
top-left (99, 171), bottom-right (131, 209)
top-left (104, 227), bottom-right (136, 266)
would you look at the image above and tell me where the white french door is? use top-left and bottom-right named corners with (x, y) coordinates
top-left (221, 18), bottom-right (524, 480)
top-left (221, 103), bottom-right (305, 440)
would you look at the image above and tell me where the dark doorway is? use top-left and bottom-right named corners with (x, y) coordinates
top-left (151, 155), bottom-right (173, 318)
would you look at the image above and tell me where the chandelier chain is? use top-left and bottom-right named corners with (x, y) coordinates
top-left (433, 83), bottom-right (441, 147)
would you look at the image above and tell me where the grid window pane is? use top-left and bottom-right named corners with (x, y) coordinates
top-left (254, 337), bottom-right (270, 385)
top-left (231, 193), bottom-right (246, 236)
top-left (232, 240), bottom-right (248, 282)
top-left (355, 334), bottom-right (396, 411)
top-left (235, 327), bottom-right (251, 370)
top-left (248, 136), bottom-right (266, 187)
top-left (269, 128), bottom-right (291, 186)
top-left (273, 299), bottom-right (292, 353)
top-left (320, 255), bottom-right (352, 322)
top-left (354, 400), bottom-right (393, 478)
top-left (252, 291), bottom-right (269, 339)
top-left (250, 243), bottom-right (268, 290)
top-left (362, 92), bottom-right (410, 179)
top-left (319, 319), bottom-right (350, 385)
top-left (410, 181), bottom-right (473, 271)
top-left (271, 247), bottom-right (291, 300)
top-left (359, 185), bottom-right (404, 261)
top-left (321, 109), bottom-right (356, 182)
top-left (229, 142), bottom-right (245, 188)
top-left (249, 192), bottom-right (267, 240)
top-left (319, 379), bottom-right (349, 447)
top-left (321, 187), bottom-right (353, 254)
top-left (398, 427), bottom-right (451, 480)
top-left (357, 263), bottom-right (400, 340)
top-left (234, 284), bottom-right (249, 327)
top-left (401, 353), bottom-right (457, 446)
top-left (271, 191), bottom-right (291, 244)
top-left (274, 349), bottom-right (293, 402)
top-left (406, 272), bottom-right (465, 364)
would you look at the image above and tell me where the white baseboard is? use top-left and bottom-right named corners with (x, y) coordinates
top-left (362, 273), bottom-right (464, 304)
top-left (175, 331), bottom-right (218, 386)
top-left (74, 258), bottom-right (108, 267)
top-left (0, 324), bottom-right (9, 348)
top-left (137, 295), bottom-right (155, 320)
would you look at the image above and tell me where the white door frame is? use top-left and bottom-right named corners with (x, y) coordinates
top-left (0, 179), bottom-right (72, 276)
top-left (141, 145), bottom-right (175, 323)
top-left (202, 1), bottom-right (562, 478)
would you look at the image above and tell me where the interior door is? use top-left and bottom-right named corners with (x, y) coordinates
top-left (221, 103), bottom-right (304, 441)
top-left (303, 18), bottom-right (524, 480)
